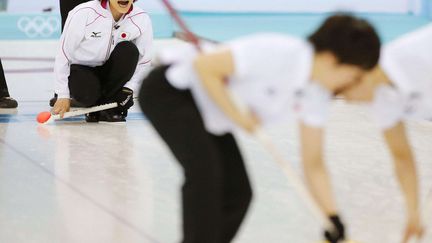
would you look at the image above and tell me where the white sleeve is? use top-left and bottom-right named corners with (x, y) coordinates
top-left (54, 10), bottom-right (88, 99)
top-left (125, 14), bottom-right (153, 94)
top-left (370, 85), bottom-right (405, 130)
top-left (298, 82), bottom-right (332, 127)
top-left (229, 37), bottom-right (265, 80)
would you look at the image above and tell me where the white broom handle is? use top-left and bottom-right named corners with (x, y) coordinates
top-left (253, 129), bottom-right (335, 231)
top-left (229, 91), bottom-right (335, 232)
top-left (46, 102), bottom-right (118, 123)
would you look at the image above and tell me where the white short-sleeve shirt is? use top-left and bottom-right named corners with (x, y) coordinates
top-left (160, 33), bottom-right (332, 135)
top-left (371, 24), bottom-right (432, 129)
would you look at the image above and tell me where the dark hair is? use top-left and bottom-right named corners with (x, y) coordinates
top-left (308, 14), bottom-right (381, 70)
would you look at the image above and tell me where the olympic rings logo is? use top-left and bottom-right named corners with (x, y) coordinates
top-left (17, 16), bottom-right (60, 38)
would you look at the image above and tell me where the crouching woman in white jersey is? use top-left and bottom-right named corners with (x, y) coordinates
top-left (139, 14), bottom-right (380, 243)
top-left (53, 0), bottom-right (153, 122)
top-left (343, 24), bottom-right (432, 242)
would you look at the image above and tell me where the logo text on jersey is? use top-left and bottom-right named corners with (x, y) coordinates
top-left (91, 32), bottom-right (102, 38)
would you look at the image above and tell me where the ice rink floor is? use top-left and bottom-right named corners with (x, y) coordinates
top-left (1, 40), bottom-right (432, 243)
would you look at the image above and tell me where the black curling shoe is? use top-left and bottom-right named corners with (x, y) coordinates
top-left (0, 97), bottom-right (18, 108)
top-left (98, 110), bottom-right (126, 123)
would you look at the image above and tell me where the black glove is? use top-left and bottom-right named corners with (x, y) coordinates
top-left (324, 215), bottom-right (345, 243)
top-left (114, 87), bottom-right (134, 111)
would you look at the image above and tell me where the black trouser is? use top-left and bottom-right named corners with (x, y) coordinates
top-left (0, 59), bottom-right (10, 98)
top-left (139, 66), bottom-right (253, 243)
top-left (68, 41), bottom-right (139, 108)
top-left (60, 0), bottom-right (91, 30)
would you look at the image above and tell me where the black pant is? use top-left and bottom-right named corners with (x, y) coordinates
top-left (68, 41), bottom-right (139, 107)
top-left (139, 66), bottom-right (253, 243)
top-left (0, 59), bottom-right (10, 98)
top-left (60, 0), bottom-right (91, 30)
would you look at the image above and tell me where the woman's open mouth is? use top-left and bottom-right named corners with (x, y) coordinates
top-left (118, 0), bottom-right (129, 8)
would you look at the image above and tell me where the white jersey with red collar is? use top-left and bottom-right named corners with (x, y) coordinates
top-left (54, 0), bottom-right (153, 98)
top-left (371, 24), bottom-right (432, 129)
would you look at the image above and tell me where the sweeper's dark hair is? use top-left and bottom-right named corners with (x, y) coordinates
top-left (308, 14), bottom-right (381, 70)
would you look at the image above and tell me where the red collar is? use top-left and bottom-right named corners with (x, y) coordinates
top-left (101, 0), bottom-right (108, 9)
top-left (127, 4), bottom-right (133, 15)
top-left (101, 0), bottom-right (133, 15)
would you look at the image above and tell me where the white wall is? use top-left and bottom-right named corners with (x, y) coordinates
top-left (170, 0), bottom-right (413, 13)
top-left (5, 0), bottom-right (164, 13)
top-left (5, 0), bottom-right (418, 14)
top-left (7, 0), bottom-right (58, 12)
